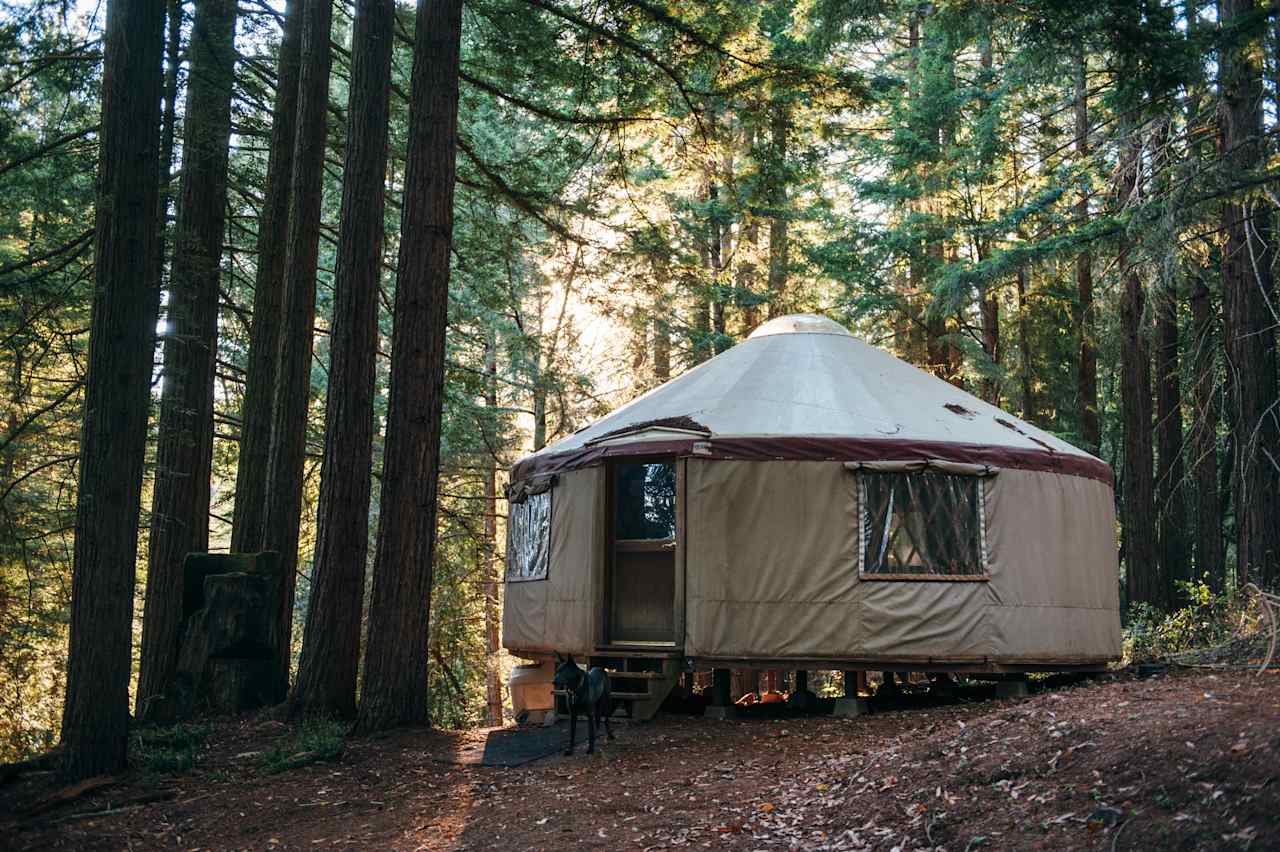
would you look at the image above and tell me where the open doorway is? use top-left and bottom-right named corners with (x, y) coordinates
top-left (606, 459), bottom-right (677, 645)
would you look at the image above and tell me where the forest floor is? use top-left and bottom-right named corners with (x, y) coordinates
top-left (3, 667), bottom-right (1277, 851)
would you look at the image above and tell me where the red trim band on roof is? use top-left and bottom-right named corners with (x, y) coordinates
top-left (510, 435), bottom-right (1114, 486)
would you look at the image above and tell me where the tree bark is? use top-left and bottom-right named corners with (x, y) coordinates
top-left (61, 0), bottom-right (167, 780)
top-left (1017, 266), bottom-right (1033, 422)
top-left (150, 0), bottom-right (180, 294)
top-left (137, 0), bottom-right (238, 720)
top-left (1152, 117), bottom-right (1187, 607)
top-left (1117, 129), bottom-right (1159, 608)
top-left (977, 33), bottom-right (998, 405)
top-left (1220, 0), bottom-right (1280, 590)
top-left (258, 0), bottom-right (334, 700)
top-left (1073, 47), bottom-right (1100, 455)
top-left (1189, 274), bottom-right (1223, 587)
top-left (232, 0), bottom-right (302, 554)
top-left (289, 0), bottom-right (393, 720)
top-left (1155, 275), bottom-right (1187, 605)
top-left (765, 99), bottom-right (789, 319)
top-left (357, 0), bottom-right (464, 733)
top-left (482, 330), bottom-right (502, 728)
top-left (654, 313), bottom-right (671, 381)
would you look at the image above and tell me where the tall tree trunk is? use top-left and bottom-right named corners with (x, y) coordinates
top-left (1155, 275), bottom-right (1187, 604)
top-left (232, 0), bottom-right (302, 553)
top-left (1189, 274), bottom-right (1223, 587)
top-left (1074, 47), bottom-right (1100, 455)
top-left (899, 9), bottom-right (925, 365)
top-left (765, 100), bottom-right (789, 319)
top-left (1186, 2), bottom-right (1222, 590)
top-left (1117, 129), bottom-right (1159, 607)
top-left (61, 0), bottom-right (167, 780)
top-left (738, 218), bottom-right (761, 333)
top-left (289, 0), bottom-right (393, 720)
top-left (977, 32), bottom-right (999, 405)
top-left (1220, 0), bottom-right (1280, 590)
top-left (1152, 117), bottom-right (1187, 607)
top-left (357, 0), bottom-right (464, 733)
top-left (151, 0), bottom-right (180, 292)
top-left (258, 0), bottom-right (333, 700)
top-left (531, 284), bottom-right (548, 449)
top-left (712, 115), bottom-right (732, 349)
top-left (137, 0), bottom-right (238, 720)
top-left (654, 312), bottom-right (671, 382)
top-left (1017, 265), bottom-right (1033, 421)
top-left (482, 330), bottom-right (502, 728)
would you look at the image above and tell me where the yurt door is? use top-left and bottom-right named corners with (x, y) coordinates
top-left (606, 459), bottom-right (678, 644)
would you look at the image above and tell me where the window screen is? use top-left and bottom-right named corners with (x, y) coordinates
top-left (859, 471), bottom-right (986, 577)
top-left (614, 462), bottom-right (676, 540)
top-left (506, 489), bottom-right (551, 582)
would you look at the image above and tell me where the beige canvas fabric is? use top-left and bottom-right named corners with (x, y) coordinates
top-left (501, 466), bottom-right (601, 655)
top-left (682, 459), bottom-right (1120, 665)
top-left (518, 314), bottom-right (1095, 467)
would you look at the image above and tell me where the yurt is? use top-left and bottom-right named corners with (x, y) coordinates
top-left (502, 314), bottom-right (1120, 709)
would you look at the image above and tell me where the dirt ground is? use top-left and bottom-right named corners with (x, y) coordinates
top-left (3, 668), bottom-right (1277, 851)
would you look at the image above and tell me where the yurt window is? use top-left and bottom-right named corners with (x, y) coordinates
top-left (506, 480), bottom-right (553, 582)
top-left (614, 461), bottom-right (677, 540)
top-left (858, 470), bottom-right (987, 579)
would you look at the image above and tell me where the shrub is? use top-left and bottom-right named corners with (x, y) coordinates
top-left (1124, 579), bottom-right (1262, 664)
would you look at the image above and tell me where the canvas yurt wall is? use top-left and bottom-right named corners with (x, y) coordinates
top-left (683, 459), bottom-right (1119, 667)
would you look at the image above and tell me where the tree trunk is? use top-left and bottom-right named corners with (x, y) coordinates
top-left (1189, 274), bottom-right (1223, 587)
top-left (1017, 266), bottom-right (1033, 422)
top-left (137, 0), bottom-right (238, 721)
top-left (765, 100), bottom-right (789, 319)
top-left (61, 0), bottom-right (167, 780)
top-left (356, 0), bottom-right (464, 733)
top-left (232, 0), bottom-right (302, 554)
top-left (289, 0), bottom-right (393, 720)
top-left (654, 314), bottom-right (671, 382)
top-left (151, 0), bottom-right (180, 292)
top-left (1117, 129), bottom-right (1159, 608)
top-left (977, 33), bottom-right (999, 405)
top-left (1220, 0), bottom-right (1280, 590)
top-left (482, 330), bottom-right (502, 728)
top-left (712, 115), bottom-right (732, 349)
top-left (257, 0), bottom-right (333, 700)
top-left (1073, 47), bottom-right (1100, 455)
top-left (1155, 276), bottom-right (1187, 605)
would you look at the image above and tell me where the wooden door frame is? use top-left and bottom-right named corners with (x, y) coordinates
top-left (598, 454), bottom-right (684, 649)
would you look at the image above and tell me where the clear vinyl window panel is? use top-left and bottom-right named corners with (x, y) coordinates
top-left (859, 471), bottom-right (987, 577)
top-left (506, 490), bottom-right (551, 582)
top-left (614, 462), bottom-right (676, 540)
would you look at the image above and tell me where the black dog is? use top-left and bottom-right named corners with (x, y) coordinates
top-left (553, 653), bottom-right (615, 755)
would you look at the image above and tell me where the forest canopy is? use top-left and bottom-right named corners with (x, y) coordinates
top-left (0, 0), bottom-right (1277, 773)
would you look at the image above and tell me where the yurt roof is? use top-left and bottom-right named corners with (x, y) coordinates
top-left (512, 314), bottom-right (1111, 484)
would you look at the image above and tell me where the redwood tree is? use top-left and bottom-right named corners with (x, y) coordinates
top-left (289, 0), bottom-right (394, 719)
top-left (1117, 127), bottom-right (1159, 607)
top-left (1073, 46), bottom-right (1099, 456)
top-left (357, 0), bottom-right (464, 733)
top-left (1219, 0), bottom-right (1280, 590)
top-left (137, 0), bottom-right (238, 721)
top-left (231, 0), bottom-right (302, 554)
top-left (61, 0), bottom-right (167, 779)
top-left (260, 0), bottom-right (333, 699)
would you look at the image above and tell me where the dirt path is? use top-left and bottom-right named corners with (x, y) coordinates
top-left (4, 669), bottom-right (1277, 850)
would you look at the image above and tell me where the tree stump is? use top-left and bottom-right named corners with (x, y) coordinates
top-left (159, 552), bottom-right (285, 719)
